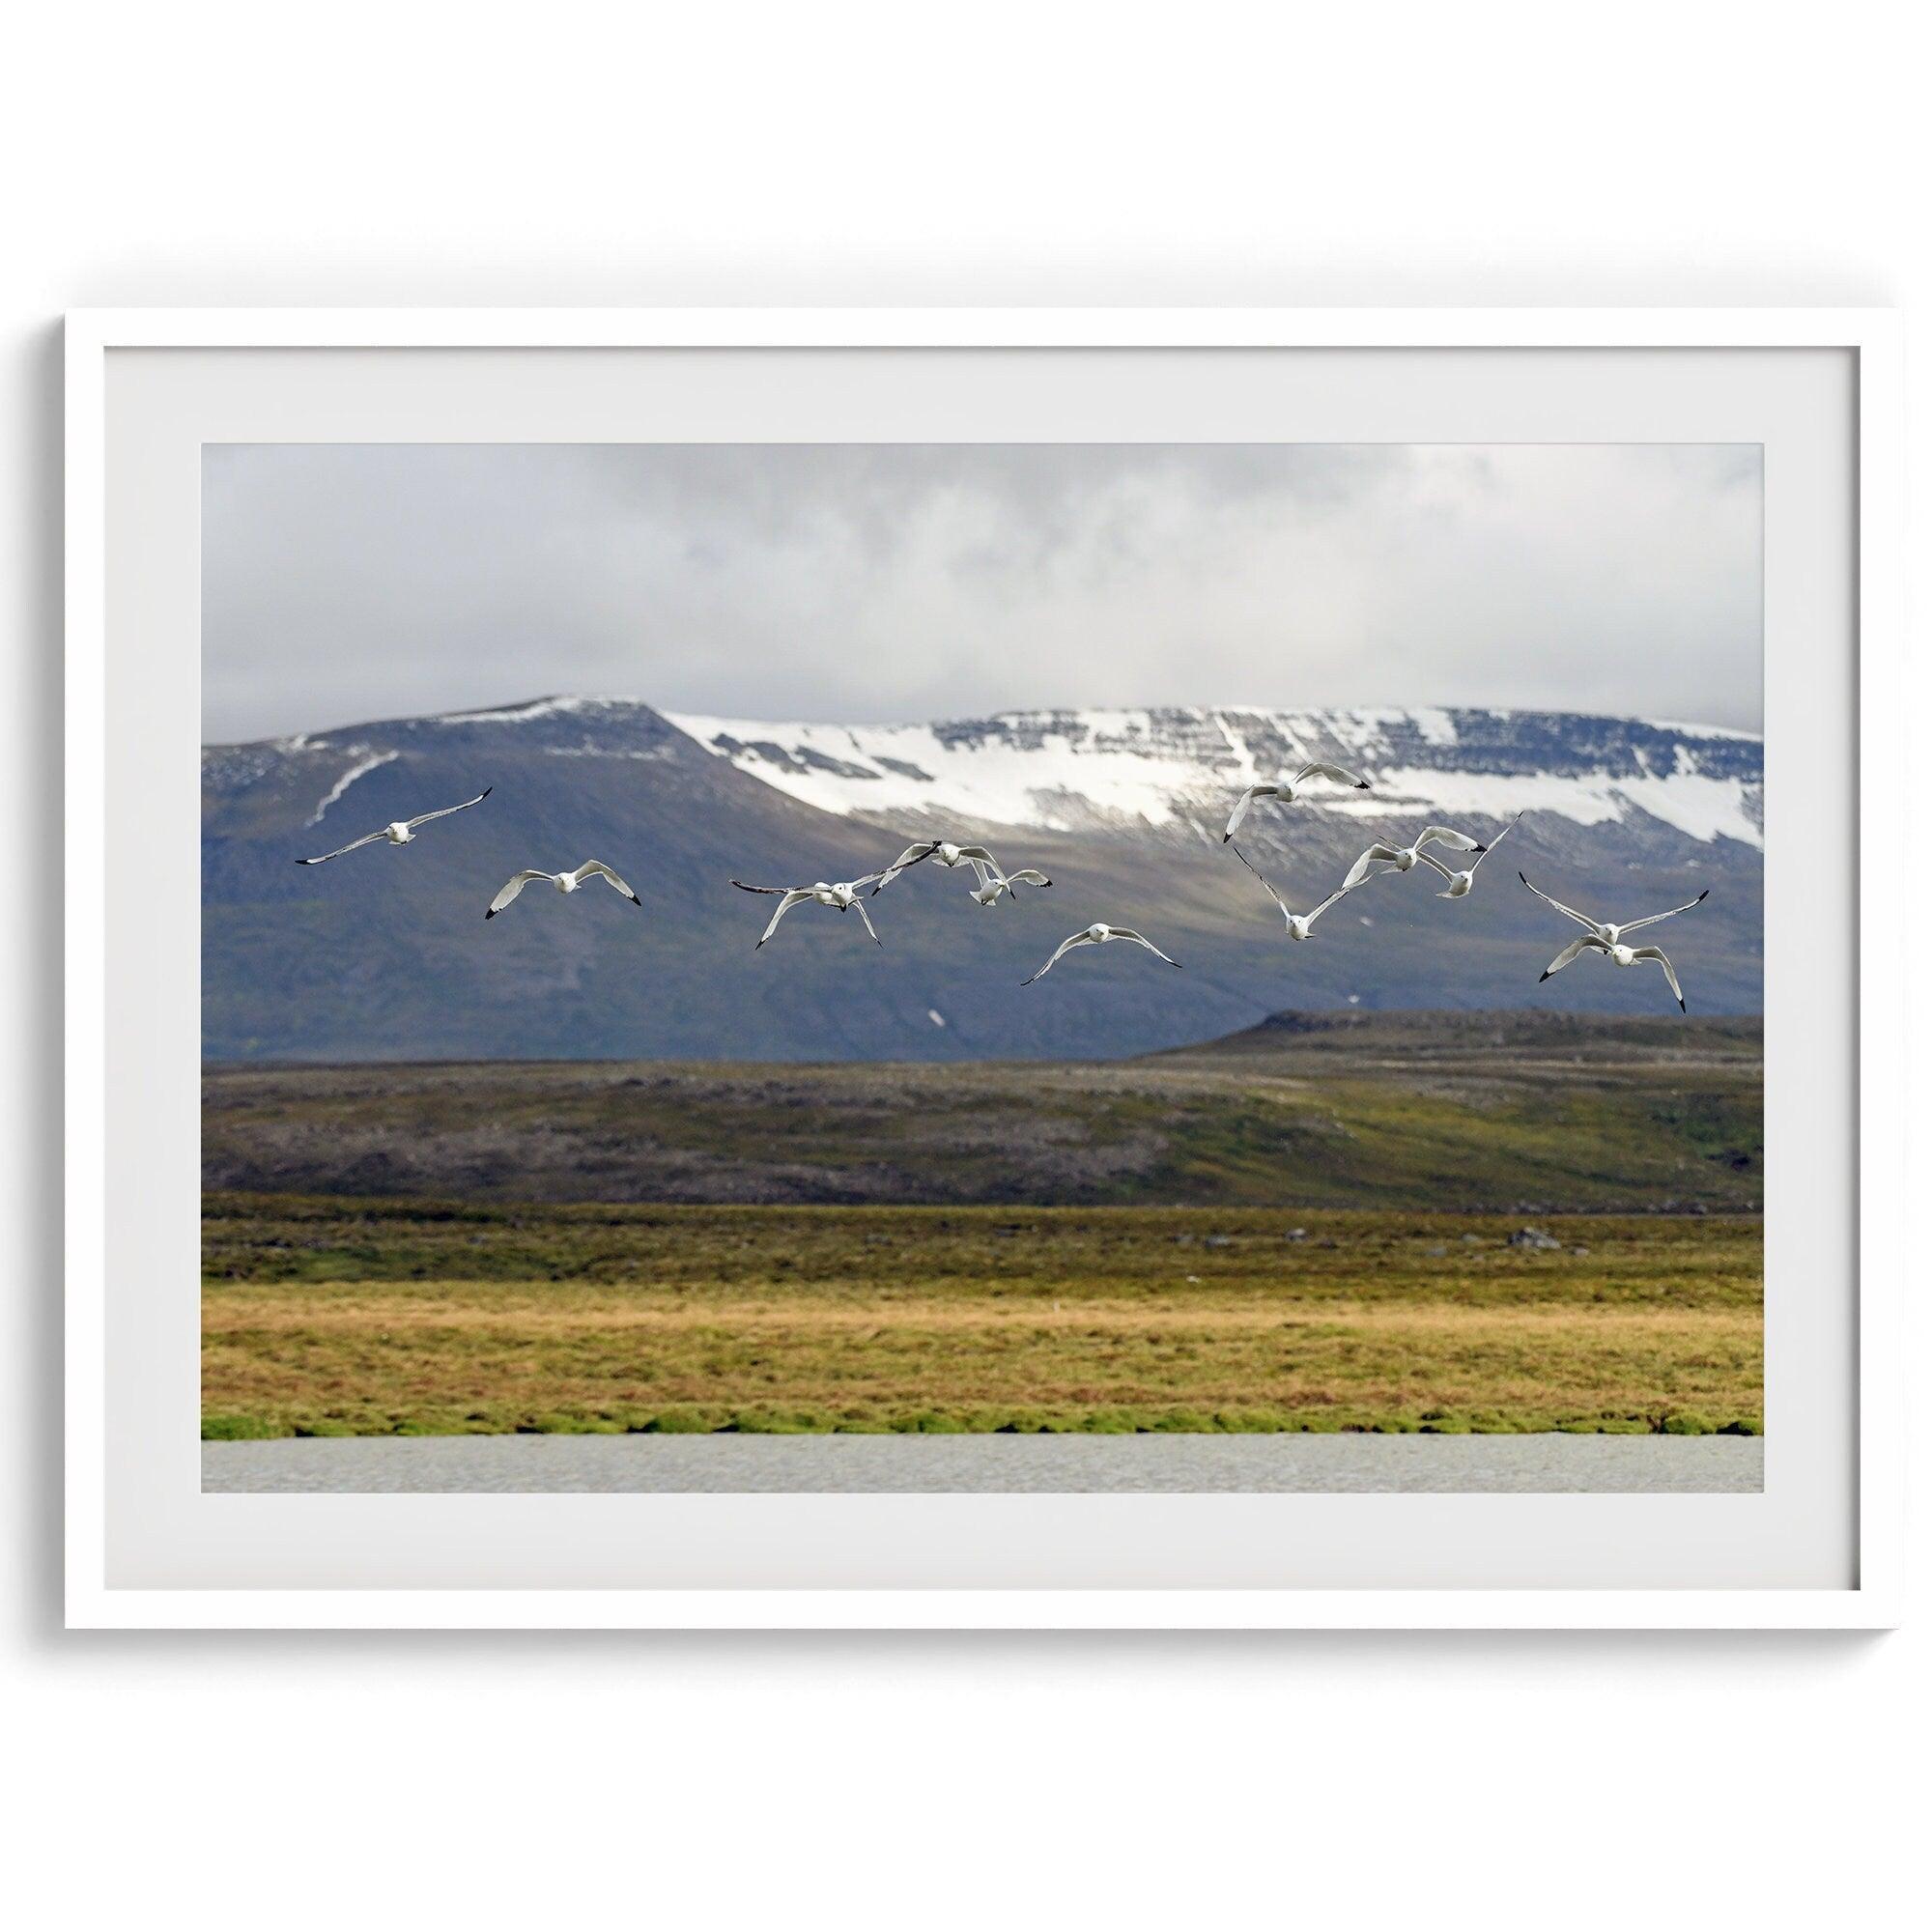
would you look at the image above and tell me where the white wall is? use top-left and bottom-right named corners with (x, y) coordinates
top-left (5, 4), bottom-right (1922, 1923)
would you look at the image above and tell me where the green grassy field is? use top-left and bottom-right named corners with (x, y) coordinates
top-left (203, 1197), bottom-right (1763, 1439)
top-left (202, 1018), bottom-right (1763, 1439)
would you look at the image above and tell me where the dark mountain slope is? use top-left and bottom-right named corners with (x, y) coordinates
top-left (204, 698), bottom-right (1763, 1062)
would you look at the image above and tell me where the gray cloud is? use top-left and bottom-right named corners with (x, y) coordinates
top-left (203, 441), bottom-right (1762, 743)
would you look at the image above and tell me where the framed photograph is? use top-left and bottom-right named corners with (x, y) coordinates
top-left (66, 309), bottom-right (1901, 1629)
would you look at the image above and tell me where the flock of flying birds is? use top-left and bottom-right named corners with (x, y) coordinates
top-left (295, 757), bottom-right (1710, 1009)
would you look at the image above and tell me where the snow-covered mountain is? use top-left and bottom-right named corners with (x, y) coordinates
top-left (668, 704), bottom-right (1763, 848)
top-left (202, 697), bottom-right (1763, 1063)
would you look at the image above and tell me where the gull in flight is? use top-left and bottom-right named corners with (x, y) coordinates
top-left (1222, 763), bottom-right (1370, 841)
top-left (296, 787), bottom-right (491, 865)
top-left (1022, 923), bottom-right (1181, 984)
top-left (1418, 812), bottom-right (1520, 897)
top-left (1230, 843), bottom-right (1357, 940)
top-left (876, 838), bottom-right (1022, 890)
top-left (967, 859), bottom-right (1051, 907)
top-left (1539, 937), bottom-right (1689, 1012)
top-left (486, 861), bottom-right (640, 920)
top-left (1343, 824), bottom-right (1488, 890)
top-left (1519, 872), bottom-right (1709, 948)
top-left (731, 875), bottom-right (887, 948)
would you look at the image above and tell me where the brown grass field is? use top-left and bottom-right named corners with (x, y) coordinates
top-left (202, 1199), bottom-right (1762, 1437)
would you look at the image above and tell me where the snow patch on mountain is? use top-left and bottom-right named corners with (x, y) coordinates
top-left (671, 712), bottom-right (1238, 831)
top-left (305, 749), bottom-right (399, 826)
top-left (1358, 766), bottom-right (1761, 846)
top-left (432, 695), bottom-right (607, 725)
top-left (668, 705), bottom-right (1764, 849)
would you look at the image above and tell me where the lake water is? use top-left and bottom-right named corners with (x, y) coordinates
top-left (203, 1433), bottom-right (1762, 1494)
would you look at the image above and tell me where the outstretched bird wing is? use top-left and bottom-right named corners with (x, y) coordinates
top-left (1109, 928), bottom-right (1182, 968)
top-left (1222, 784), bottom-right (1273, 841)
top-left (296, 828), bottom-right (387, 866)
top-left (1414, 825), bottom-right (1484, 854)
top-left (404, 787), bottom-right (492, 830)
top-left (1004, 868), bottom-right (1051, 888)
top-left (1539, 934), bottom-right (1607, 980)
top-left (1466, 811), bottom-right (1520, 871)
top-left (851, 897), bottom-right (883, 946)
top-left (1021, 931), bottom-right (1095, 985)
top-left (485, 870), bottom-right (552, 918)
top-left (1519, 873), bottom-right (1598, 930)
top-left (875, 841), bottom-right (938, 887)
top-left (1344, 842), bottom-right (1405, 889)
top-left (572, 861), bottom-right (640, 903)
top-left (1619, 890), bottom-right (1711, 934)
top-left (1294, 762), bottom-right (1370, 789)
top-left (753, 890), bottom-right (814, 948)
top-left (1630, 947), bottom-right (1686, 1010)
top-left (1303, 883), bottom-right (1356, 925)
top-left (1229, 839), bottom-right (1293, 921)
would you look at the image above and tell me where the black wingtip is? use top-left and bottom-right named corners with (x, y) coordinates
top-left (1354, 780), bottom-right (1370, 789)
top-left (629, 894), bottom-right (641, 905)
top-left (295, 858), bottom-right (310, 866)
top-left (1474, 843), bottom-right (1488, 854)
top-left (484, 909), bottom-right (497, 921)
top-left (479, 786), bottom-right (493, 800)
top-left (1679, 1000), bottom-right (1688, 1013)
top-left (1519, 871), bottom-right (1530, 886)
top-left (1538, 970), bottom-right (1551, 981)
top-left (1696, 889), bottom-right (1710, 902)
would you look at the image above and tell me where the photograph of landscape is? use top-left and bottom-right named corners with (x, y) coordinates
top-left (200, 442), bottom-right (1763, 1492)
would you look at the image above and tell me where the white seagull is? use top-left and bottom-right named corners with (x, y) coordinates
top-left (1539, 937), bottom-right (1689, 1012)
top-left (1022, 923), bottom-right (1181, 984)
top-left (486, 861), bottom-right (640, 920)
top-left (966, 859), bottom-right (1052, 907)
top-left (876, 838), bottom-right (1018, 890)
top-left (1223, 763), bottom-right (1371, 841)
top-left (1230, 842), bottom-right (1357, 940)
top-left (1418, 812), bottom-right (1520, 897)
top-left (296, 787), bottom-right (491, 865)
top-left (1519, 872), bottom-right (1710, 949)
top-left (731, 874), bottom-right (887, 948)
top-left (1343, 824), bottom-right (1488, 890)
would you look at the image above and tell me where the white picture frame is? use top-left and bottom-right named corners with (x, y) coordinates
top-left (66, 308), bottom-right (1904, 1631)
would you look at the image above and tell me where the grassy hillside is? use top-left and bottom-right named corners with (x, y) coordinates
top-left (203, 1010), bottom-right (1762, 1212)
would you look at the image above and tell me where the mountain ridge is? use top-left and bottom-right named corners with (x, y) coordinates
top-left (202, 695), bottom-right (1764, 1062)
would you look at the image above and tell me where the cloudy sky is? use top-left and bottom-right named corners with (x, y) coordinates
top-left (203, 442), bottom-right (1762, 744)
